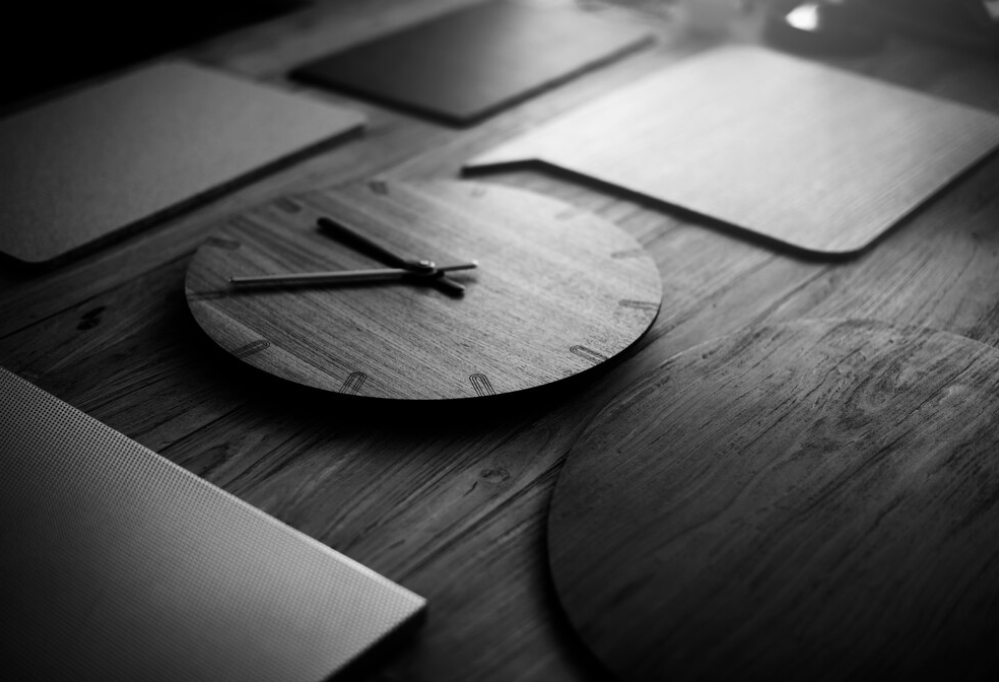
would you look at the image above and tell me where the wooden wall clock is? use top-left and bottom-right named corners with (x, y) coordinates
top-left (185, 180), bottom-right (662, 400)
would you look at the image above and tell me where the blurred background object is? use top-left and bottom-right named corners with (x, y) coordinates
top-left (0, 1), bottom-right (307, 110)
top-left (598, 0), bottom-right (999, 53)
top-left (764, 0), bottom-right (887, 54)
top-left (860, 0), bottom-right (999, 52)
top-left (763, 0), bottom-right (999, 55)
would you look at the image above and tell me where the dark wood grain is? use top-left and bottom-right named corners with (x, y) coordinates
top-left (466, 44), bottom-right (999, 254)
top-left (2, 1), bottom-right (999, 681)
top-left (548, 319), bottom-right (999, 682)
top-left (185, 180), bottom-right (662, 399)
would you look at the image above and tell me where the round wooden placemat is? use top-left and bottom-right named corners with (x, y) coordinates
top-left (185, 180), bottom-right (661, 400)
top-left (548, 319), bottom-right (999, 681)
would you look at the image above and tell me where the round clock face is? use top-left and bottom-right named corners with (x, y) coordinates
top-left (185, 180), bottom-right (662, 400)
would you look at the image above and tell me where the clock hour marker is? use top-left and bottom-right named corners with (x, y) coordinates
top-left (187, 290), bottom-right (229, 301)
top-left (233, 340), bottom-right (270, 358)
top-left (275, 197), bottom-right (302, 214)
top-left (206, 236), bottom-right (241, 250)
top-left (570, 346), bottom-right (608, 364)
top-left (470, 374), bottom-right (495, 396)
top-left (230, 215), bottom-right (265, 233)
top-left (340, 372), bottom-right (368, 395)
top-left (611, 249), bottom-right (645, 259)
top-left (618, 300), bottom-right (659, 312)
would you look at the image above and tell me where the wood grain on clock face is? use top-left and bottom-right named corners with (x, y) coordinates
top-left (184, 181), bottom-right (662, 400)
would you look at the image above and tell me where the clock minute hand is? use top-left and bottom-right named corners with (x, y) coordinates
top-left (316, 217), bottom-right (469, 296)
top-left (229, 262), bottom-right (478, 287)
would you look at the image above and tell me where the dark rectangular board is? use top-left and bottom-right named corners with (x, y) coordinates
top-left (292, 0), bottom-right (652, 125)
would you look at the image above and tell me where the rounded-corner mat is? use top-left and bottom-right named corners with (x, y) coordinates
top-left (547, 318), bottom-right (999, 681)
top-left (467, 45), bottom-right (999, 254)
top-left (0, 61), bottom-right (365, 267)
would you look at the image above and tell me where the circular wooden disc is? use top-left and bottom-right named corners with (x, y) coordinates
top-left (548, 319), bottom-right (999, 681)
top-left (185, 180), bottom-right (661, 400)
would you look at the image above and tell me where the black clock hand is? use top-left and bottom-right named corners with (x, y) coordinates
top-left (229, 262), bottom-right (478, 287)
top-left (316, 217), bottom-right (470, 296)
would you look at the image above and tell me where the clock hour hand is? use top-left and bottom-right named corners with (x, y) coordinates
top-left (316, 217), bottom-right (469, 296)
top-left (229, 262), bottom-right (478, 288)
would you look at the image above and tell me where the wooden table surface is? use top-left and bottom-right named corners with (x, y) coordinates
top-left (3, 1), bottom-right (998, 680)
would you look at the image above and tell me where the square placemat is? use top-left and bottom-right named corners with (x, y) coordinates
top-left (466, 45), bottom-right (999, 254)
top-left (0, 61), bottom-right (365, 267)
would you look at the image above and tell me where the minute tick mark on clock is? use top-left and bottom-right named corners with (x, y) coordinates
top-left (233, 340), bottom-right (270, 358)
top-left (206, 236), bottom-right (241, 250)
top-left (274, 197), bottom-right (302, 214)
top-left (470, 374), bottom-right (495, 396)
top-left (618, 300), bottom-right (659, 312)
top-left (187, 290), bottom-right (230, 301)
top-left (570, 346), bottom-right (608, 364)
top-left (340, 372), bottom-right (368, 395)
